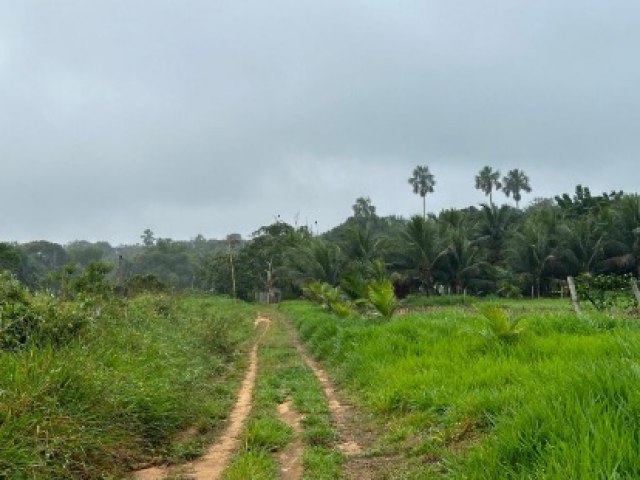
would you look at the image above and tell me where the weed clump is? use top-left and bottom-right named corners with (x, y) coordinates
top-left (0, 272), bottom-right (87, 350)
top-left (476, 304), bottom-right (524, 342)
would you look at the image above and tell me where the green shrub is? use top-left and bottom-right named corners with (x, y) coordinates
top-left (368, 280), bottom-right (397, 319)
top-left (126, 274), bottom-right (167, 295)
top-left (70, 262), bottom-right (114, 300)
top-left (340, 270), bottom-right (369, 301)
top-left (0, 273), bottom-right (87, 350)
top-left (575, 273), bottom-right (637, 310)
top-left (302, 281), bottom-right (353, 317)
top-left (477, 304), bottom-right (524, 342)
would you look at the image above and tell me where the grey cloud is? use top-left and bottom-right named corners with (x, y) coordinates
top-left (1, 1), bottom-right (639, 243)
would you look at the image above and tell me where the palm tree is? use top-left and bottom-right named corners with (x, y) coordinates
top-left (602, 194), bottom-right (640, 275)
top-left (474, 203), bottom-right (516, 265)
top-left (507, 221), bottom-right (558, 298)
top-left (283, 239), bottom-right (345, 287)
top-left (502, 169), bottom-right (532, 209)
top-left (475, 166), bottom-right (502, 206)
top-left (438, 220), bottom-right (487, 293)
top-left (557, 216), bottom-right (606, 276)
top-left (398, 215), bottom-right (443, 292)
top-left (340, 223), bottom-right (385, 273)
top-left (408, 165), bottom-right (436, 219)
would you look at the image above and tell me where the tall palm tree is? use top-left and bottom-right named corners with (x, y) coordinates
top-left (475, 166), bottom-right (502, 206)
top-left (408, 165), bottom-right (436, 219)
top-left (502, 169), bottom-right (532, 209)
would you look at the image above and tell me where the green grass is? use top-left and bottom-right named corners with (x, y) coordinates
top-left (281, 300), bottom-right (640, 478)
top-left (224, 311), bottom-right (341, 479)
top-left (0, 294), bottom-right (255, 479)
top-left (403, 294), bottom-right (577, 311)
top-left (222, 450), bottom-right (279, 480)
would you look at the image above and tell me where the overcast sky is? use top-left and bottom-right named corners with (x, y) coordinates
top-left (1, 1), bottom-right (639, 244)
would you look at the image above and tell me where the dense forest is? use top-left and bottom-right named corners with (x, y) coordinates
top-left (1, 167), bottom-right (638, 302)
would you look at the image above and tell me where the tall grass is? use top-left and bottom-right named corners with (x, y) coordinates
top-left (281, 300), bottom-right (640, 478)
top-left (0, 294), bottom-right (255, 479)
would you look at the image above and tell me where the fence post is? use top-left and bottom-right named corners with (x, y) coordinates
top-left (567, 276), bottom-right (582, 315)
top-left (631, 278), bottom-right (640, 307)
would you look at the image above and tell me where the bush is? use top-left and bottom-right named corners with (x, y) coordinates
top-left (575, 273), bottom-right (636, 310)
top-left (477, 304), bottom-right (524, 342)
top-left (72, 262), bottom-right (113, 298)
top-left (126, 274), bottom-right (167, 295)
top-left (368, 280), bottom-right (397, 319)
top-left (302, 281), bottom-right (353, 317)
top-left (0, 272), bottom-right (87, 350)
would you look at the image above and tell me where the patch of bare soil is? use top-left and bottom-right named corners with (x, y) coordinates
top-left (134, 466), bottom-right (166, 480)
top-left (277, 398), bottom-right (304, 480)
top-left (133, 317), bottom-right (271, 480)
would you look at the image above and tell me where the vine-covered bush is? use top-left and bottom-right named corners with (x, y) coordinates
top-left (575, 273), bottom-right (637, 310)
top-left (0, 272), bottom-right (88, 350)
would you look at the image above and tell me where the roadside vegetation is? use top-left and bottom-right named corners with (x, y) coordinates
top-left (0, 272), bottom-right (255, 479)
top-left (281, 300), bottom-right (640, 478)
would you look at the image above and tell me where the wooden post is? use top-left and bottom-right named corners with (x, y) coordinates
top-left (229, 243), bottom-right (236, 299)
top-left (226, 234), bottom-right (240, 299)
top-left (567, 276), bottom-right (582, 315)
top-left (631, 278), bottom-right (640, 307)
top-left (266, 260), bottom-right (274, 304)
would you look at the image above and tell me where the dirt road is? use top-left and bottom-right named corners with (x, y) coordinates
top-left (133, 313), bottom-right (385, 479)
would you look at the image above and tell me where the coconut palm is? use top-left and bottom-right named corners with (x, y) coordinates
top-left (283, 239), bottom-right (345, 287)
top-left (602, 194), bottom-right (640, 275)
top-left (507, 222), bottom-right (558, 298)
top-left (408, 165), bottom-right (436, 219)
top-left (502, 169), bottom-right (532, 209)
top-left (398, 215), bottom-right (443, 292)
top-left (340, 223), bottom-right (386, 274)
top-left (475, 166), bottom-right (502, 206)
top-left (474, 203), bottom-right (516, 265)
top-left (557, 216), bottom-right (606, 275)
top-left (438, 221), bottom-right (488, 293)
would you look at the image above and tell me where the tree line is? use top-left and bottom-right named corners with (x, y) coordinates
top-left (1, 166), bottom-right (638, 301)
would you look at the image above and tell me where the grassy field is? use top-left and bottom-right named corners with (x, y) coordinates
top-left (281, 300), bottom-right (640, 479)
top-left (402, 294), bottom-right (580, 311)
top-left (0, 293), bottom-right (255, 479)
